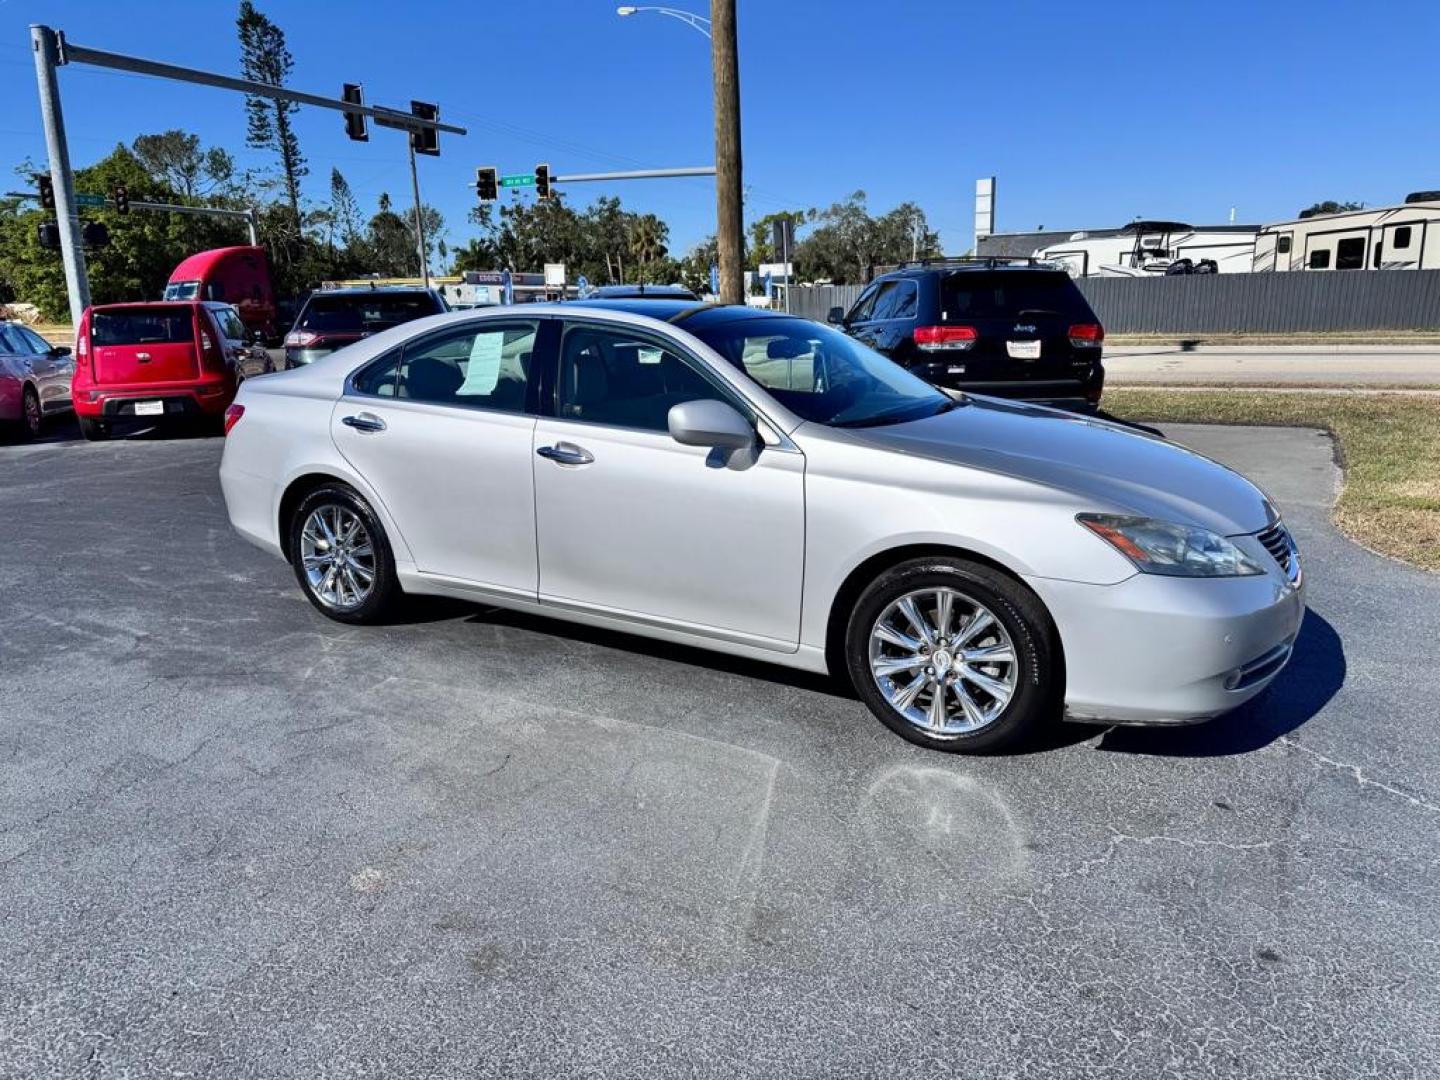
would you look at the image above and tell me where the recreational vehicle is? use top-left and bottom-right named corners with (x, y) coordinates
top-left (1034, 221), bottom-right (1261, 277)
top-left (1252, 192), bottom-right (1440, 271)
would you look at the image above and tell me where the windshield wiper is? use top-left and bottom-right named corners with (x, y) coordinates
top-left (832, 399), bottom-right (958, 429)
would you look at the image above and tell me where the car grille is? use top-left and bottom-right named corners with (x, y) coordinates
top-left (1256, 522), bottom-right (1298, 580)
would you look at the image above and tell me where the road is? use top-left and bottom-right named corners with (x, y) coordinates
top-left (1106, 343), bottom-right (1440, 386)
top-left (1, 423), bottom-right (1437, 1078)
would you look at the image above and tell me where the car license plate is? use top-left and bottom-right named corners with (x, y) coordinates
top-left (134, 400), bottom-right (164, 416)
top-left (1007, 340), bottom-right (1042, 360)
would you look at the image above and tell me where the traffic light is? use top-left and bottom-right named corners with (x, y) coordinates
top-left (112, 183), bottom-right (129, 214)
top-left (36, 173), bottom-right (55, 211)
top-left (476, 166), bottom-right (498, 203)
top-left (82, 221), bottom-right (110, 249)
top-left (535, 163), bottom-right (552, 200)
top-left (410, 100), bottom-right (439, 156)
top-left (36, 221), bottom-right (60, 250)
top-left (342, 83), bottom-right (368, 142)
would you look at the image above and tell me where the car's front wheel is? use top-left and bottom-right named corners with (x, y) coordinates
top-left (288, 485), bottom-right (399, 624)
top-left (21, 387), bottom-right (43, 440)
top-left (845, 557), bottom-right (1059, 753)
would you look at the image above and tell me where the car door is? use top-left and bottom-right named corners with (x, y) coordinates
top-left (11, 325), bottom-right (70, 413)
top-left (330, 317), bottom-right (548, 598)
top-left (0, 327), bottom-right (23, 421)
top-left (531, 319), bottom-right (805, 650)
top-left (864, 278), bottom-right (919, 360)
top-left (846, 281), bottom-right (897, 356)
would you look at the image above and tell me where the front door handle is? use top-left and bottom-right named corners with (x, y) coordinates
top-left (536, 442), bottom-right (594, 466)
top-left (342, 412), bottom-right (386, 433)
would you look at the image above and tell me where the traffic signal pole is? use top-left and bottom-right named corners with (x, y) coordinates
top-left (407, 141), bottom-right (429, 287)
top-left (30, 25), bottom-right (90, 323)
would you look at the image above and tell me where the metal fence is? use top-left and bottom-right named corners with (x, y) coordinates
top-left (789, 271), bottom-right (1440, 334)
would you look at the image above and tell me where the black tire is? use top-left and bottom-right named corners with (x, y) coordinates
top-left (19, 387), bottom-right (42, 440)
top-left (844, 557), bottom-right (1060, 753)
top-left (77, 415), bottom-right (110, 442)
top-left (288, 484), bottom-right (399, 624)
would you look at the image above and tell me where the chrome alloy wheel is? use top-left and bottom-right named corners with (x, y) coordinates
top-left (299, 504), bottom-right (376, 611)
top-left (868, 587), bottom-right (1020, 737)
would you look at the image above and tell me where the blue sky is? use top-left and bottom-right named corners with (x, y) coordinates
top-left (2, 0), bottom-right (1437, 257)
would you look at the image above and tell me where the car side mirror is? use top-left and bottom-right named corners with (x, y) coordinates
top-left (51, 344), bottom-right (71, 357)
top-left (826, 306), bottom-right (844, 325)
top-left (668, 399), bottom-right (754, 451)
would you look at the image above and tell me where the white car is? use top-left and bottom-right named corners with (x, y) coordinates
top-left (220, 300), bottom-right (1304, 752)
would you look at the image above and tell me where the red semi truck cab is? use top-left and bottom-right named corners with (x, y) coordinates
top-left (164, 246), bottom-right (277, 343)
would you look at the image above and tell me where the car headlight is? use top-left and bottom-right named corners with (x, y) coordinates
top-left (1077, 513), bottom-right (1264, 577)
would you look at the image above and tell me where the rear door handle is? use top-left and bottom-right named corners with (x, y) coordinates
top-left (536, 442), bottom-right (594, 466)
top-left (342, 412), bottom-right (386, 433)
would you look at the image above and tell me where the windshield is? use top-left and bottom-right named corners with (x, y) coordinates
top-left (300, 293), bottom-right (441, 333)
top-left (163, 281), bottom-right (200, 301)
top-left (691, 316), bottom-right (953, 427)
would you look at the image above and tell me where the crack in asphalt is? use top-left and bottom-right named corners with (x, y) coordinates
top-left (1278, 736), bottom-right (1440, 814)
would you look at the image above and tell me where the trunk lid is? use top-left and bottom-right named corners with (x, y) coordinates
top-left (90, 305), bottom-right (201, 385)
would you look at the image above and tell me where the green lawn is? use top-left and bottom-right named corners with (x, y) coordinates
top-left (1105, 389), bottom-right (1440, 572)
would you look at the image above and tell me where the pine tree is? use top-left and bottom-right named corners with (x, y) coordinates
top-left (237, 1), bottom-right (306, 220)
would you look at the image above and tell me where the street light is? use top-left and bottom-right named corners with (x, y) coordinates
top-left (615, 5), bottom-right (712, 38)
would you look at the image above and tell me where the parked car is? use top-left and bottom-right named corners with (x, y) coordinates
top-left (221, 300), bottom-right (1303, 754)
top-left (0, 320), bottom-right (73, 440)
top-left (71, 301), bottom-right (247, 440)
top-left (164, 246), bottom-right (279, 344)
top-left (283, 286), bottom-right (447, 369)
top-left (211, 303), bottom-right (272, 381)
top-left (828, 258), bottom-right (1106, 409)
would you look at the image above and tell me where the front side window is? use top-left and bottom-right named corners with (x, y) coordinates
top-left (14, 326), bottom-right (54, 355)
top-left (845, 283), bottom-right (882, 323)
top-left (694, 316), bottom-right (952, 429)
top-left (394, 322), bottom-right (537, 412)
top-left (1335, 237), bottom-right (1366, 270)
top-left (216, 309), bottom-right (247, 341)
top-left (557, 323), bottom-right (730, 432)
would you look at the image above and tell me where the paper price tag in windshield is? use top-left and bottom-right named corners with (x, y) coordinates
top-left (458, 332), bottom-right (505, 395)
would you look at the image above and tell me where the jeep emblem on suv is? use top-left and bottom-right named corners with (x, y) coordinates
top-left (1014, 324), bottom-right (1037, 333)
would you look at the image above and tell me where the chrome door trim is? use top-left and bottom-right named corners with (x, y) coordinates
top-left (538, 592), bottom-right (799, 653)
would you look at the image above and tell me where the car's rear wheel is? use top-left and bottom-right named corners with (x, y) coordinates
top-left (845, 557), bottom-right (1059, 753)
top-left (288, 485), bottom-right (398, 624)
top-left (21, 387), bottom-right (43, 440)
top-left (77, 415), bottom-right (110, 442)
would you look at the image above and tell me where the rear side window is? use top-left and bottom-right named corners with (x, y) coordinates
top-left (91, 309), bottom-right (194, 346)
top-left (395, 322), bottom-right (538, 413)
top-left (940, 271), bottom-right (1093, 321)
top-left (300, 293), bottom-right (442, 333)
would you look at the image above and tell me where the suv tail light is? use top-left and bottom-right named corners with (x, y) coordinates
top-left (285, 330), bottom-right (318, 348)
top-left (223, 403), bottom-right (245, 436)
top-left (914, 325), bottom-right (977, 351)
top-left (1068, 323), bottom-right (1104, 348)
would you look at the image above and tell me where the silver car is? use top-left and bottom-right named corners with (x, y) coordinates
top-left (219, 300), bottom-right (1304, 752)
top-left (0, 320), bottom-right (74, 439)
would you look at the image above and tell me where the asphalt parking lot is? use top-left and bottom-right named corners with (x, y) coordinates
top-left (2, 418), bottom-right (1437, 1079)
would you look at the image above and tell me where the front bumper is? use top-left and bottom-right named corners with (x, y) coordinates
top-left (1027, 565), bottom-right (1305, 725)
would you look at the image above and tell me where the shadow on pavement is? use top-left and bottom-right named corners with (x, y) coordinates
top-left (1094, 607), bottom-right (1343, 757)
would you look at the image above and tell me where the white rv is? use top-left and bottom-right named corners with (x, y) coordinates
top-left (1253, 192), bottom-right (1440, 271)
top-left (1035, 221), bottom-right (1261, 277)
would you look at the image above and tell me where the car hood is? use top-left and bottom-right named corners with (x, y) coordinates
top-left (846, 396), bottom-right (1274, 535)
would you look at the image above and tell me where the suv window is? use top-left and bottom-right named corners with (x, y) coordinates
top-left (940, 271), bottom-right (1092, 321)
top-left (300, 293), bottom-right (442, 333)
top-left (846, 283), bottom-right (883, 323)
top-left (391, 322), bottom-right (537, 412)
top-left (91, 308), bottom-right (195, 346)
top-left (870, 279), bottom-right (918, 321)
top-left (214, 308), bottom-right (247, 341)
top-left (557, 323), bottom-right (730, 432)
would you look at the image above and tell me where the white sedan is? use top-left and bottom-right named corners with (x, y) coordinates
top-left (219, 299), bottom-right (1304, 752)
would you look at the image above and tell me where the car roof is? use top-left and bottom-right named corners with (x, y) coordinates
top-left (563, 299), bottom-right (795, 327)
top-left (307, 285), bottom-right (438, 297)
top-left (878, 262), bottom-right (1065, 281)
top-left (584, 284), bottom-right (699, 299)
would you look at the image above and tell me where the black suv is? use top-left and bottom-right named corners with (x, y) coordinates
top-left (284, 286), bottom-right (447, 368)
top-left (828, 258), bottom-right (1105, 408)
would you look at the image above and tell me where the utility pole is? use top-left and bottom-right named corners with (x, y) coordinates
top-left (30, 25), bottom-right (90, 324)
top-left (408, 142), bottom-right (428, 286)
top-left (710, 0), bottom-right (743, 305)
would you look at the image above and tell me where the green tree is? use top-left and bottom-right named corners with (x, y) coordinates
top-left (748, 209), bottom-right (807, 266)
top-left (131, 130), bottom-right (235, 201)
top-left (237, 1), bottom-right (305, 220)
top-left (328, 167), bottom-right (362, 249)
top-left (1301, 200), bottom-right (1364, 216)
top-left (363, 193), bottom-right (443, 277)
